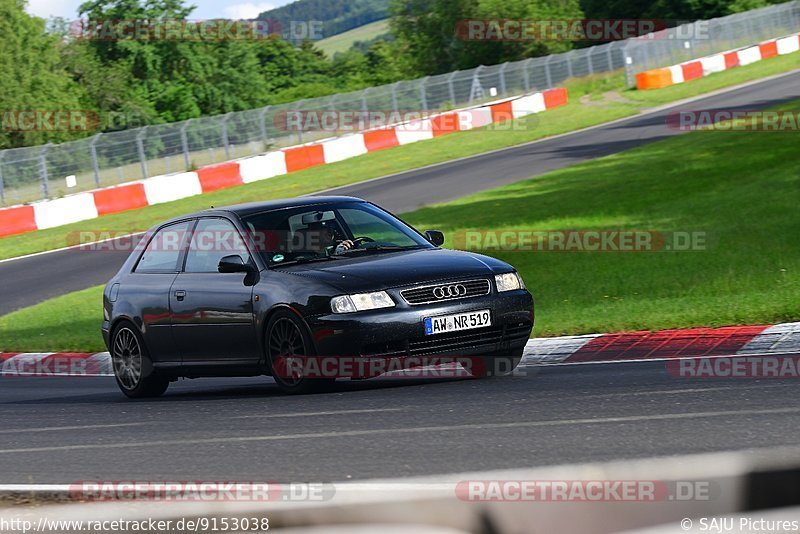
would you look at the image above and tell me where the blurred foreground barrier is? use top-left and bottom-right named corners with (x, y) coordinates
top-left (3, 447), bottom-right (800, 533)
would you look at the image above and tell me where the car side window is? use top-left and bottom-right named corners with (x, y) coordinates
top-left (135, 221), bottom-right (192, 273)
top-left (184, 218), bottom-right (251, 273)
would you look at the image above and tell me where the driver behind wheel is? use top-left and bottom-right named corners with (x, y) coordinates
top-left (304, 221), bottom-right (354, 256)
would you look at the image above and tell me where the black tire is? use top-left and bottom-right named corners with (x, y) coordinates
top-left (111, 321), bottom-right (169, 399)
top-left (464, 350), bottom-right (523, 378)
top-left (265, 310), bottom-right (335, 394)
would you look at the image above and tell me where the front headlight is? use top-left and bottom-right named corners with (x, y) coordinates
top-left (331, 291), bottom-right (395, 313)
top-left (495, 272), bottom-right (525, 292)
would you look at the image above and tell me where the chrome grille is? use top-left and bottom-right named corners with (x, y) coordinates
top-left (400, 279), bottom-right (490, 305)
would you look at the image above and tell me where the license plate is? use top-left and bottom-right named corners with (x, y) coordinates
top-left (424, 309), bottom-right (492, 335)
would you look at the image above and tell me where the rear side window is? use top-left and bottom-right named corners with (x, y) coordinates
top-left (184, 218), bottom-right (251, 273)
top-left (135, 221), bottom-right (192, 273)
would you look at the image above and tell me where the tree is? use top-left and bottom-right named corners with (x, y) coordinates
top-left (391, 0), bottom-right (478, 75)
top-left (391, 0), bottom-right (584, 75)
top-left (0, 0), bottom-right (87, 148)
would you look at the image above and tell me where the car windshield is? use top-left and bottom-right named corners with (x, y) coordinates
top-left (241, 202), bottom-right (433, 266)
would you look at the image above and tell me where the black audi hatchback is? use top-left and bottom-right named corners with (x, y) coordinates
top-left (102, 196), bottom-right (534, 397)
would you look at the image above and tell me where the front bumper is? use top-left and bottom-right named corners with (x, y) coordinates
top-left (307, 289), bottom-right (534, 361)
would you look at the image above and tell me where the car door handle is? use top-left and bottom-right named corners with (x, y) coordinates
top-left (175, 290), bottom-right (186, 301)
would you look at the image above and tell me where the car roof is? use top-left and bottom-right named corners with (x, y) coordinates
top-left (158, 196), bottom-right (366, 226)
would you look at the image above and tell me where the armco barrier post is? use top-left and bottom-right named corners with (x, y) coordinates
top-left (447, 71), bottom-right (457, 105)
top-left (180, 119), bottom-right (191, 169)
top-left (566, 50), bottom-right (574, 78)
top-left (222, 113), bottom-right (232, 160)
top-left (361, 88), bottom-right (369, 114)
top-left (39, 143), bottom-right (51, 199)
top-left (469, 67), bottom-right (480, 103)
top-left (136, 126), bottom-right (149, 180)
top-left (544, 55), bottom-right (553, 89)
top-left (90, 134), bottom-right (101, 187)
top-left (258, 107), bottom-right (270, 145)
top-left (522, 58), bottom-right (533, 91)
top-left (0, 152), bottom-right (5, 205)
top-left (499, 62), bottom-right (508, 96)
top-left (420, 76), bottom-right (429, 110)
top-left (390, 82), bottom-right (399, 112)
top-left (294, 99), bottom-right (305, 144)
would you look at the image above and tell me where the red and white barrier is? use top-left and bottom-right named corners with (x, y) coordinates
top-left (636, 33), bottom-right (800, 89)
top-left (3, 322), bottom-right (798, 378)
top-left (142, 171), bottom-right (203, 205)
top-left (0, 88), bottom-right (569, 239)
top-left (33, 193), bottom-right (98, 230)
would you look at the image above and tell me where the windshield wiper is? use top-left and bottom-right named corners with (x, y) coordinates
top-left (268, 255), bottom-right (340, 268)
top-left (341, 244), bottom-right (426, 255)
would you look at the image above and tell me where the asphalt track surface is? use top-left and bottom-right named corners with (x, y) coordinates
top-left (1, 70), bottom-right (800, 315)
top-left (2, 357), bottom-right (800, 483)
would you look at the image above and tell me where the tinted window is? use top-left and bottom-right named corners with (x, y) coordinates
top-left (135, 221), bottom-right (192, 273)
top-left (242, 202), bottom-right (432, 266)
top-left (184, 218), bottom-right (251, 273)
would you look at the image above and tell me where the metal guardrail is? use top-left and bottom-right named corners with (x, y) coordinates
top-left (1, 1), bottom-right (798, 206)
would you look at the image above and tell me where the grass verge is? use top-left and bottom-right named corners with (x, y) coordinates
top-left (2, 98), bottom-right (798, 351)
top-left (1, 52), bottom-right (799, 261)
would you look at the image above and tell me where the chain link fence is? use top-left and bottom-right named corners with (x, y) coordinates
top-left (1, 1), bottom-right (798, 206)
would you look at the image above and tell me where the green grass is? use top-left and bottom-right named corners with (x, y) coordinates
top-left (317, 19), bottom-right (390, 56)
top-left (1, 50), bottom-right (798, 263)
top-left (2, 98), bottom-right (798, 351)
top-left (0, 285), bottom-right (105, 351)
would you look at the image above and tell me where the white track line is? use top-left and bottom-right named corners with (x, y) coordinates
top-left (233, 408), bottom-right (403, 419)
top-left (0, 423), bottom-right (145, 434)
top-left (2, 407), bottom-right (799, 455)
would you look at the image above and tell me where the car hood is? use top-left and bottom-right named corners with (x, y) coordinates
top-left (276, 248), bottom-right (512, 292)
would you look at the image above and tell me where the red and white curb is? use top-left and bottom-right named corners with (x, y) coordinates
top-left (2, 322), bottom-right (799, 377)
top-left (0, 352), bottom-right (111, 377)
top-left (521, 322), bottom-right (800, 365)
top-left (0, 88), bottom-right (568, 239)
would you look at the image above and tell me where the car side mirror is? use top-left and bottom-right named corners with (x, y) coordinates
top-left (424, 230), bottom-right (445, 247)
top-left (218, 255), bottom-right (255, 273)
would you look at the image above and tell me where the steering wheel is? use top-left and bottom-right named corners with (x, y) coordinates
top-left (352, 236), bottom-right (375, 247)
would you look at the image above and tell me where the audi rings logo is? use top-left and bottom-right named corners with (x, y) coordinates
top-left (433, 284), bottom-right (467, 299)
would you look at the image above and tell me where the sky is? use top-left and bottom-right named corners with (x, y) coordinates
top-left (25, 0), bottom-right (294, 20)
